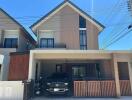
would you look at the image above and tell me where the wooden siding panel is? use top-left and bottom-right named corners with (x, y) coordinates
top-left (8, 54), bottom-right (29, 81)
top-left (74, 81), bottom-right (116, 97)
top-left (120, 80), bottom-right (131, 96)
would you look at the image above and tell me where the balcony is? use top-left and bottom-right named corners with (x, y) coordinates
top-left (0, 44), bottom-right (18, 48)
top-left (37, 43), bottom-right (67, 49)
top-left (54, 44), bottom-right (66, 48)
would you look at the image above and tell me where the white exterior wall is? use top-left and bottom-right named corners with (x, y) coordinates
top-left (0, 55), bottom-right (4, 81)
top-left (0, 30), bottom-right (1, 43)
top-left (0, 81), bottom-right (24, 100)
top-left (0, 48), bottom-right (16, 81)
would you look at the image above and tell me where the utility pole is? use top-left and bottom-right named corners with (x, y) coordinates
top-left (127, 0), bottom-right (132, 29)
top-left (127, 0), bottom-right (132, 16)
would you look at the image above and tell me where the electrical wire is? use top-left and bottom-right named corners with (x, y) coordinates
top-left (103, 28), bottom-right (132, 49)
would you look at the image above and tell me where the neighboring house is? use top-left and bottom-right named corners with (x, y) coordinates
top-left (28, 0), bottom-right (132, 98)
top-left (0, 8), bottom-right (36, 81)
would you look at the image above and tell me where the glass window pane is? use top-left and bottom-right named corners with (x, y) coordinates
top-left (12, 39), bottom-right (18, 48)
top-left (4, 38), bottom-right (17, 48)
top-left (48, 39), bottom-right (54, 47)
top-left (40, 38), bottom-right (54, 48)
top-left (72, 66), bottom-right (86, 78)
top-left (79, 15), bottom-right (86, 28)
top-left (80, 30), bottom-right (87, 50)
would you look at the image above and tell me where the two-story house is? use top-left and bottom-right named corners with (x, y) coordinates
top-left (1, 0), bottom-right (132, 99)
top-left (0, 8), bottom-right (36, 81)
top-left (27, 0), bottom-right (132, 98)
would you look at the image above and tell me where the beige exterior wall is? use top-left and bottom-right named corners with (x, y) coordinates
top-left (100, 60), bottom-right (115, 79)
top-left (59, 6), bottom-right (79, 49)
top-left (37, 8), bottom-right (61, 46)
top-left (18, 29), bottom-right (31, 52)
top-left (34, 5), bottom-right (100, 50)
top-left (0, 11), bottom-right (20, 30)
top-left (87, 20), bottom-right (100, 49)
top-left (4, 30), bottom-right (19, 38)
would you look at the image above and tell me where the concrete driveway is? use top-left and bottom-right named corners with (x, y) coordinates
top-left (32, 97), bottom-right (132, 100)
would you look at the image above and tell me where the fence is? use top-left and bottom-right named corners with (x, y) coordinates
top-left (0, 81), bottom-right (24, 100)
top-left (120, 80), bottom-right (131, 96)
top-left (23, 80), bottom-right (34, 100)
top-left (74, 80), bottom-right (116, 97)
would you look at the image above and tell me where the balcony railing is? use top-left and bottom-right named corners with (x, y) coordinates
top-left (38, 44), bottom-right (67, 49)
top-left (0, 44), bottom-right (18, 48)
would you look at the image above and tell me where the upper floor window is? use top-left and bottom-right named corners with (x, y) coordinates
top-left (40, 38), bottom-right (54, 48)
top-left (4, 38), bottom-right (18, 48)
top-left (79, 15), bottom-right (86, 28)
top-left (80, 30), bottom-right (87, 50)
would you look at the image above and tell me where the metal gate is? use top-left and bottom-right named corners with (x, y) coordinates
top-left (23, 80), bottom-right (34, 100)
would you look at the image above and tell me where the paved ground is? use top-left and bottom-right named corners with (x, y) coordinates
top-left (32, 96), bottom-right (132, 100)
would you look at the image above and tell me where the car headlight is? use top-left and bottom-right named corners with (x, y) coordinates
top-left (47, 83), bottom-right (51, 85)
top-left (64, 83), bottom-right (68, 85)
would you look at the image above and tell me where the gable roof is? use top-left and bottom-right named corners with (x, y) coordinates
top-left (0, 8), bottom-right (36, 44)
top-left (30, 0), bottom-right (105, 31)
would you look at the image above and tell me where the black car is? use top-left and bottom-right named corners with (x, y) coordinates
top-left (45, 72), bottom-right (71, 95)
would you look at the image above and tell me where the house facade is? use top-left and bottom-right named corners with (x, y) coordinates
top-left (0, 0), bottom-right (132, 99)
top-left (28, 0), bottom-right (132, 98)
top-left (0, 8), bottom-right (35, 81)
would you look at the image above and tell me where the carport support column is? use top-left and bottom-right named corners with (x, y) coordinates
top-left (128, 61), bottom-right (132, 95)
top-left (112, 54), bottom-right (121, 98)
top-left (28, 52), bottom-right (36, 80)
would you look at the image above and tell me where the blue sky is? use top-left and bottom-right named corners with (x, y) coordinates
top-left (0, 0), bottom-right (132, 50)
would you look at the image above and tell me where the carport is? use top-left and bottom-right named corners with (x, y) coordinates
top-left (28, 50), bottom-right (132, 98)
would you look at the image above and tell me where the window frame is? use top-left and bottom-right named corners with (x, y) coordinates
top-left (79, 15), bottom-right (86, 28)
top-left (79, 30), bottom-right (87, 50)
top-left (40, 38), bottom-right (54, 48)
top-left (4, 38), bottom-right (18, 48)
top-left (72, 65), bottom-right (86, 79)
